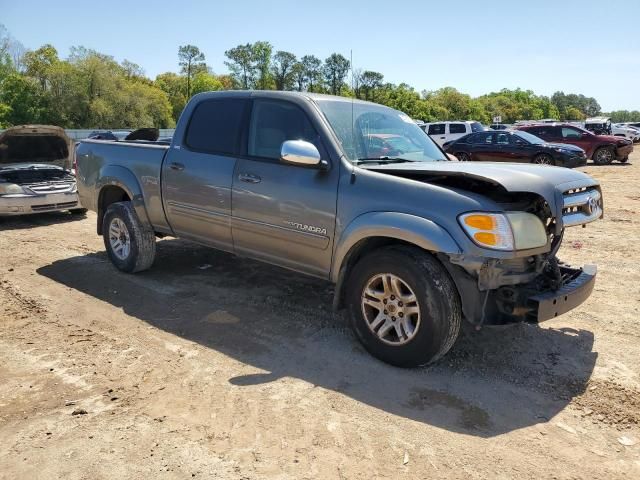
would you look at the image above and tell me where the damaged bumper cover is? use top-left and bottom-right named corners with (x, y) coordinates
top-left (0, 191), bottom-right (80, 215)
top-left (527, 264), bottom-right (596, 322)
top-left (443, 256), bottom-right (597, 325)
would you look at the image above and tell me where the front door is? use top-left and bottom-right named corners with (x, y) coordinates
top-left (162, 98), bottom-right (249, 250)
top-left (231, 99), bottom-right (339, 278)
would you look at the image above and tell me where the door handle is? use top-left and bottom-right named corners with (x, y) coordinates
top-left (238, 172), bottom-right (261, 184)
top-left (169, 162), bottom-right (185, 171)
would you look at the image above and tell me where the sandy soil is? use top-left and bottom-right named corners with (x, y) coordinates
top-left (1, 151), bottom-right (639, 479)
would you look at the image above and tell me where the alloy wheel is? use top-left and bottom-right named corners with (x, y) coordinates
top-left (108, 217), bottom-right (131, 260)
top-left (361, 273), bottom-right (421, 345)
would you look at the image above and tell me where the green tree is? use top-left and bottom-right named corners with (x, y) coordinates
top-left (178, 45), bottom-right (205, 99)
top-left (271, 50), bottom-right (297, 90)
top-left (0, 73), bottom-right (45, 124)
top-left (252, 41), bottom-right (273, 90)
top-left (359, 70), bottom-right (384, 101)
top-left (224, 43), bottom-right (254, 89)
top-left (155, 72), bottom-right (187, 122)
top-left (190, 71), bottom-right (223, 95)
top-left (23, 44), bottom-right (59, 90)
top-left (301, 55), bottom-right (322, 92)
top-left (323, 53), bottom-right (350, 95)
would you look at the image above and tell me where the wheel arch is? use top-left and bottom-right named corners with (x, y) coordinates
top-left (331, 212), bottom-right (461, 310)
top-left (96, 165), bottom-right (151, 235)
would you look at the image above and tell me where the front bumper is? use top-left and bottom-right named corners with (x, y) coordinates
top-left (557, 152), bottom-right (588, 167)
top-left (0, 191), bottom-right (81, 216)
top-left (615, 144), bottom-right (633, 160)
top-left (527, 265), bottom-right (596, 322)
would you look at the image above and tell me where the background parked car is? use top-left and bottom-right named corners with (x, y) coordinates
top-left (0, 125), bottom-right (85, 216)
top-left (442, 130), bottom-right (587, 167)
top-left (614, 123), bottom-right (640, 142)
top-left (515, 123), bottom-right (633, 164)
top-left (424, 121), bottom-right (485, 146)
top-left (489, 123), bottom-right (511, 130)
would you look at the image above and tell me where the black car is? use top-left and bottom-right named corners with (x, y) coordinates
top-left (443, 130), bottom-right (587, 167)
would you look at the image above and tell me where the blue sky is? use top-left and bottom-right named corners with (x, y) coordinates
top-left (3, 0), bottom-right (639, 111)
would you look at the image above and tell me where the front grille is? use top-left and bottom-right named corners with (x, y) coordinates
top-left (27, 181), bottom-right (75, 193)
top-left (562, 186), bottom-right (602, 227)
top-left (31, 201), bottom-right (78, 211)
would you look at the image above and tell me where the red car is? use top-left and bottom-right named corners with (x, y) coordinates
top-left (515, 123), bottom-right (633, 164)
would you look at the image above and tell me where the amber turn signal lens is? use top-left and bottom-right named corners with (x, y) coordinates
top-left (464, 214), bottom-right (495, 230)
top-left (473, 232), bottom-right (498, 246)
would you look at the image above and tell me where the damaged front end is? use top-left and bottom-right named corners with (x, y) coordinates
top-left (442, 183), bottom-right (602, 326)
top-left (0, 125), bottom-right (82, 216)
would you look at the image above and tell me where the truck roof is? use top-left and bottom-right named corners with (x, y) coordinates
top-left (191, 90), bottom-right (380, 107)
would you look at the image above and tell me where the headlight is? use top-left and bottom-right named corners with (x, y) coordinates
top-left (553, 147), bottom-right (571, 154)
top-left (459, 212), bottom-right (548, 251)
top-left (0, 183), bottom-right (28, 195)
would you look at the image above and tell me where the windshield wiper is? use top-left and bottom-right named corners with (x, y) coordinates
top-left (354, 157), bottom-right (416, 165)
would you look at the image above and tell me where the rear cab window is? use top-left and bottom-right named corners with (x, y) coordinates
top-left (184, 98), bottom-right (248, 155)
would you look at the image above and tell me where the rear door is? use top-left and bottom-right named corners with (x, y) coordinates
top-left (447, 123), bottom-right (468, 144)
top-left (470, 132), bottom-right (495, 161)
top-left (231, 98), bottom-right (339, 278)
top-left (427, 123), bottom-right (446, 146)
top-left (162, 98), bottom-right (249, 250)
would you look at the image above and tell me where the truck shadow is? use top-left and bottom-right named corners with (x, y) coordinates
top-left (37, 238), bottom-right (597, 438)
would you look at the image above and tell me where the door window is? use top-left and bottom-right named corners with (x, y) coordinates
top-left (248, 100), bottom-right (321, 160)
top-left (427, 124), bottom-right (445, 135)
top-left (449, 123), bottom-right (467, 134)
top-left (474, 132), bottom-right (494, 144)
top-left (184, 98), bottom-right (248, 155)
top-left (495, 133), bottom-right (510, 145)
top-left (561, 127), bottom-right (583, 139)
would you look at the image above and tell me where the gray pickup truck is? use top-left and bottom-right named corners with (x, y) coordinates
top-left (76, 91), bottom-right (603, 367)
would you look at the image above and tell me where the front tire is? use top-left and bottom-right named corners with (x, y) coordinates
top-left (70, 208), bottom-right (88, 215)
top-left (346, 246), bottom-right (461, 367)
top-left (102, 201), bottom-right (156, 273)
top-left (593, 146), bottom-right (614, 165)
top-left (533, 153), bottom-right (553, 165)
top-left (456, 152), bottom-right (470, 162)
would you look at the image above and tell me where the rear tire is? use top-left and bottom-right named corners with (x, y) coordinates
top-left (593, 146), bottom-right (614, 165)
top-left (346, 246), bottom-right (461, 367)
top-left (619, 156), bottom-right (629, 163)
top-left (102, 201), bottom-right (156, 273)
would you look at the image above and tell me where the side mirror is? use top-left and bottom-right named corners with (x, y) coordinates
top-left (280, 140), bottom-right (328, 169)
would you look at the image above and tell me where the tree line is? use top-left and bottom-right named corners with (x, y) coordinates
top-left (1, 25), bottom-right (638, 129)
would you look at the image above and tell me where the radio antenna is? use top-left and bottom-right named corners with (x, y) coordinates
top-left (350, 49), bottom-right (356, 179)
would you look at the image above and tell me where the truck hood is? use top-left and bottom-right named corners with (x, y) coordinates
top-left (0, 125), bottom-right (72, 170)
top-left (363, 161), bottom-right (600, 228)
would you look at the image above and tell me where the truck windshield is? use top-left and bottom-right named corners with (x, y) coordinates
top-left (316, 99), bottom-right (447, 163)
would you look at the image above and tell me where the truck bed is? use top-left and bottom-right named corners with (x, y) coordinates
top-left (76, 139), bottom-right (171, 230)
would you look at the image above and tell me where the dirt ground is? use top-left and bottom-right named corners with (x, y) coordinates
top-left (1, 152), bottom-right (639, 480)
